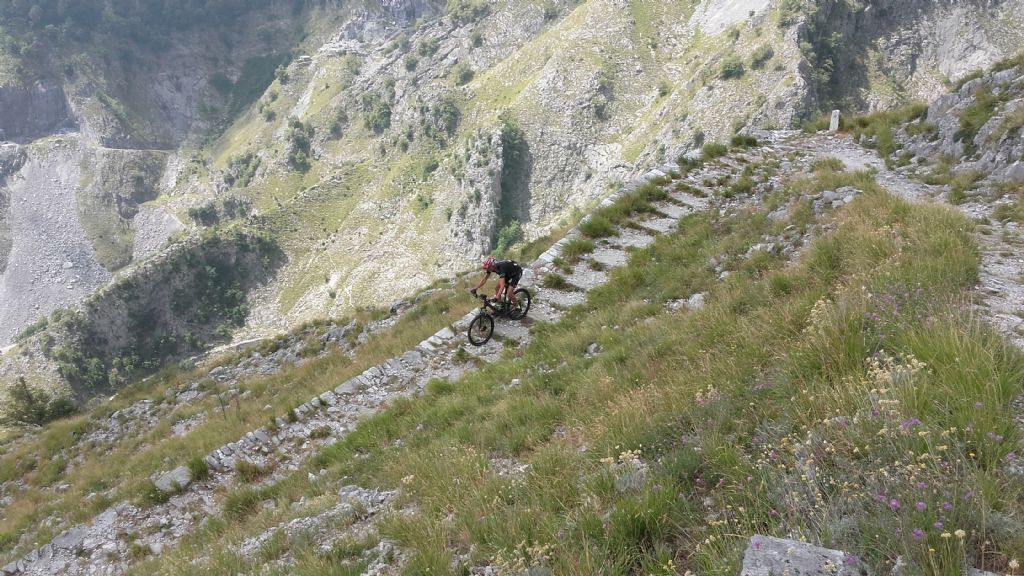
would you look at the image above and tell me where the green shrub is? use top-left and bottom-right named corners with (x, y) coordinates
top-left (728, 170), bottom-right (755, 197)
top-left (1, 377), bottom-right (76, 427)
top-left (542, 273), bottom-right (571, 290)
top-left (224, 152), bottom-right (260, 188)
top-left (719, 56), bottom-right (745, 80)
top-left (992, 183), bottom-right (1024, 223)
top-left (493, 220), bottom-right (523, 257)
top-left (140, 480), bottom-right (172, 505)
top-left (730, 134), bottom-right (759, 148)
top-left (188, 202), bottom-right (219, 226)
top-left (700, 142), bottom-right (728, 161)
top-left (561, 239), bottom-right (595, 263)
top-left (417, 38), bottom-right (439, 57)
top-left (451, 62), bottom-right (475, 85)
top-left (778, 0), bottom-right (804, 26)
top-left (447, 0), bottom-right (489, 23)
top-left (362, 92), bottom-right (392, 133)
top-left (15, 317), bottom-right (48, 342)
top-left (235, 460), bottom-right (272, 483)
top-left (848, 103), bottom-right (928, 162)
top-left (810, 157), bottom-right (844, 173)
top-left (955, 86), bottom-right (1001, 155)
top-left (579, 214), bottom-right (617, 238)
top-left (750, 45), bottom-right (774, 69)
top-left (187, 456), bottom-right (210, 482)
top-left (286, 119), bottom-right (314, 172)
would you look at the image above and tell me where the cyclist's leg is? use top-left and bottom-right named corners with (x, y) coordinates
top-left (495, 277), bottom-right (506, 301)
top-left (507, 273), bottom-right (519, 306)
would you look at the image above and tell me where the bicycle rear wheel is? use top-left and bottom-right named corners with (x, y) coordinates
top-left (467, 314), bottom-right (495, 346)
top-left (508, 288), bottom-right (532, 320)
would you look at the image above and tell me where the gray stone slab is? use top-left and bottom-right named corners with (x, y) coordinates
top-left (538, 288), bottom-right (586, 309)
top-left (335, 377), bottom-right (360, 393)
top-left (153, 466), bottom-right (192, 494)
top-left (401, 350), bottom-right (424, 367)
top-left (51, 527), bottom-right (87, 551)
top-left (740, 535), bottom-right (870, 576)
top-left (652, 201), bottom-right (689, 220)
top-left (608, 227), bottom-right (655, 249)
top-left (565, 262), bottom-right (609, 290)
top-left (491, 320), bottom-right (532, 345)
top-left (671, 190), bottom-right (710, 208)
top-left (591, 247), bottom-right (629, 268)
top-left (526, 300), bottom-right (563, 323)
top-left (636, 217), bottom-right (678, 235)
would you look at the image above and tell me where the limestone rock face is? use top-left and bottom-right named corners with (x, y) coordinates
top-left (0, 84), bottom-right (74, 140)
top-left (899, 64), bottom-right (1024, 182)
top-left (797, 0), bottom-right (1024, 110)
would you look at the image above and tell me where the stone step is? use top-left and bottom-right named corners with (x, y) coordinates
top-left (491, 320), bottom-right (532, 345)
top-left (635, 216), bottom-right (678, 235)
top-left (591, 247), bottom-right (630, 268)
top-left (607, 227), bottom-right (656, 249)
top-left (536, 287), bottom-right (587, 309)
top-left (651, 201), bottom-right (690, 220)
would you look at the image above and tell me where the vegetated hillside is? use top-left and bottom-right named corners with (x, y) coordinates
top-left (3, 1), bottom-right (1024, 420)
top-left (3, 109), bottom-right (1024, 574)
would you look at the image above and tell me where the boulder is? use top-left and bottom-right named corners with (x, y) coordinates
top-left (153, 466), bottom-right (192, 494)
top-left (740, 535), bottom-right (870, 576)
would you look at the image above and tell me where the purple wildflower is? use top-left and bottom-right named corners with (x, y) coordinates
top-left (1007, 452), bottom-right (1018, 462)
top-left (912, 528), bottom-right (925, 540)
top-left (916, 481), bottom-right (928, 490)
top-left (889, 498), bottom-right (901, 511)
top-left (987, 432), bottom-right (1004, 442)
top-left (901, 417), bottom-right (922, 430)
top-left (934, 521), bottom-right (944, 530)
top-left (942, 501), bottom-right (953, 511)
top-left (916, 501), bottom-right (927, 511)
top-left (843, 554), bottom-right (859, 566)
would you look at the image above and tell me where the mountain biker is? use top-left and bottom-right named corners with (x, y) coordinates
top-left (470, 256), bottom-right (521, 309)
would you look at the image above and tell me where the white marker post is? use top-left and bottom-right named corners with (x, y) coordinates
top-left (829, 110), bottom-right (841, 132)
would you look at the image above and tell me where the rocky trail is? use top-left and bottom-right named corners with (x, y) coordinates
top-left (5, 131), bottom-right (1023, 575)
top-left (796, 133), bottom-right (1024, 353)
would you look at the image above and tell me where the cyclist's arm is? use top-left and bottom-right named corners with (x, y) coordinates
top-left (471, 272), bottom-right (491, 292)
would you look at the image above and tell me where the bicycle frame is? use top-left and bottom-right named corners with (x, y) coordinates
top-left (477, 294), bottom-right (508, 316)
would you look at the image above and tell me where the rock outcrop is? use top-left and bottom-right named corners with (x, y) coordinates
top-left (0, 83), bottom-right (74, 140)
top-left (898, 63), bottom-right (1024, 181)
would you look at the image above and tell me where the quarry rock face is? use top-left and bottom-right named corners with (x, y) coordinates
top-left (0, 83), bottom-right (74, 140)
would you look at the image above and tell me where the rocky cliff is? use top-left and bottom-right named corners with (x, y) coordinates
top-left (0, 84), bottom-right (74, 140)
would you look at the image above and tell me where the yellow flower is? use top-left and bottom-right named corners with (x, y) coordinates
top-left (1008, 558), bottom-right (1019, 570)
top-left (941, 532), bottom-right (951, 539)
top-left (955, 529), bottom-right (966, 539)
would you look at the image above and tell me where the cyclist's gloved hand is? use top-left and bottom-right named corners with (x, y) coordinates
top-left (469, 288), bottom-right (477, 296)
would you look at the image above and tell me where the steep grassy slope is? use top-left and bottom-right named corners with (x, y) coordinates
top-left (132, 162), bottom-right (1023, 574)
top-left (5, 133), bottom-right (1022, 575)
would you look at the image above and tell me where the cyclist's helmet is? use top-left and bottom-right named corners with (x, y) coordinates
top-left (482, 255), bottom-right (496, 271)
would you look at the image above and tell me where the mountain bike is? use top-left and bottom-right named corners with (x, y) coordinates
top-left (467, 288), bottom-right (532, 346)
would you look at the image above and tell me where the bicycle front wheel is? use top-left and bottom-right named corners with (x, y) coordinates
top-left (467, 314), bottom-right (495, 346)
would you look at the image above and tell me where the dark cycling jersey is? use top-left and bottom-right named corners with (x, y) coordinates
top-left (493, 260), bottom-right (522, 285)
